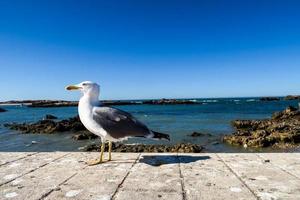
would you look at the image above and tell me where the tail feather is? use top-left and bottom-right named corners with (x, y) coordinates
top-left (151, 131), bottom-right (170, 141)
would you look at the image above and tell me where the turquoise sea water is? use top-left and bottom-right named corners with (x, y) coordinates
top-left (0, 98), bottom-right (299, 152)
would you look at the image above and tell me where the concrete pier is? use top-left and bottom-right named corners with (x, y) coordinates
top-left (0, 152), bottom-right (299, 200)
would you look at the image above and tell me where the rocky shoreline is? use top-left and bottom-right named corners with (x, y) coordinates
top-left (3, 105), bottom-right (300, 151)
top-left (223, 106), bottom-right (300, 148)
top-left (259, 97), bottom-right (280, 101)
top-left (284, 95), bottom-right (300, 100)
top-left (0, 98), bottom-right (201, 108)
top-left (4, 115), bottom-right (213, 140)
top-left (84, 143), bottom-right (203, 153)
top-left (4, 115), bottom-right (89, 134)
top-left (1, 95), bottom-right (299, 108)
top-left (3, 114), bottom-right (207, 152)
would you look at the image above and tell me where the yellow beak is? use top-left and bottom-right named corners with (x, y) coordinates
top-left (65, 85), bottom-right (82, 90)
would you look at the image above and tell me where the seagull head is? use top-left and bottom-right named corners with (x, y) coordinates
top-left (65, 81), bottom-right (100, 98)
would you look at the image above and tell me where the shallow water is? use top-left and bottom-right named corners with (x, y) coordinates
top-left (0, 97), bottom-right (299, 152)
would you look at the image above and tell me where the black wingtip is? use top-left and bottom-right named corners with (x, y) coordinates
top-left (152, 131), bottom-right (170, 141)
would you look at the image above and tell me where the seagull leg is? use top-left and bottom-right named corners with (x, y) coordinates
top-left (108, 141), bottom-right (112, 161)
top-left (87, 142), bottom-right (105, 166)
top-left (99, 141), bottom-right (105, 162)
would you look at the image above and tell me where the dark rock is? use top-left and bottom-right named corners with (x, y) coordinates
top-left (101, 100), bottom-right (141, 106)
top-left (188, 131), bottom-right (211, 137)
top-left (4, 115), bottom-right (89, 134)
top-left (44, 114), bottom-right (58, 120)
top-left (271, 106), bottom-right (298, 120)
top-left (284, 95), bottom-right (300, 100)
top-left (84, 143), bottom-right (203, 153)
top-left (259, 97), bottom-right (280, 101)
top-left (224, 106), bottom-right (300, 148)
top-left (0, 107), bottom-right (7, 112)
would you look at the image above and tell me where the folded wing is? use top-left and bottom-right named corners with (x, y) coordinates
top-left (92, 106), bottom-right (151, 139)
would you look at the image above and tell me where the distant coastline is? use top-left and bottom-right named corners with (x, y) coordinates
top-left (0, 99), bottom-right (201, 107)
top-left (0, 95), bottom-right (299, 108)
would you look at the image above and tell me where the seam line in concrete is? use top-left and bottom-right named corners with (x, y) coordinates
top-left (111, 153), bottom-right (141, 200)
top-left (0, 152), bottom-right (39, 167)
top-left (37, 171), bottom-right (79, 200)
top-left (215, 154), bottom-right (260, 200)
top-left (177, 153), bottom-right (187, 200)
top-left (38, 156), bottom-right (93, 199)
top-left (0, 153), bottom-right (70, 187)
top-left (256, 154), bottom-right (300, 180)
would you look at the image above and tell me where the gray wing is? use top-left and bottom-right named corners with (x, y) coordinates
top-left (92, 106), bottom-right (151, 139)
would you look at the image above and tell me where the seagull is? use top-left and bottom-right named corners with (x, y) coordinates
top-left (66, 81), bottom-right (170, 165)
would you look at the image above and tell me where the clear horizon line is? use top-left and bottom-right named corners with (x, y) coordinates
top-left (1, 95), bottom-right (299, 102)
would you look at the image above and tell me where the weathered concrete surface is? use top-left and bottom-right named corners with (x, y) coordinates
top-left (179, 153), bottom-right (256, 200)
top-left (0, 153), bottom-right (299, 200)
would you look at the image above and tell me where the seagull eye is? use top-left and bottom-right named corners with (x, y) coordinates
top-left (82, 83), bottom-right (87, 86)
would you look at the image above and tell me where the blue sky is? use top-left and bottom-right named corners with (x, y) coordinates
top-left (0, 0), bottom-right (300, 101)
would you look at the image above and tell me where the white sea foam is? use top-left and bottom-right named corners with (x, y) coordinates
top-left (189, 99), bottom-right (198, 102)
top-left (201, 99), bottom-right (218, 103)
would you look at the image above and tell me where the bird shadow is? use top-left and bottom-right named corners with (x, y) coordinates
top-left (139, 155), bottom-right (210, 166)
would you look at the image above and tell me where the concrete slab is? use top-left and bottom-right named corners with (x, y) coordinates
top-left (219, 153), bottom-right (300, 200)
top-left (179, 153), bottom-right (256, 200)
top-left (257, 153), bottom-right (300, 179)
top-left (0, 152), bottom-right (67, 186)
top-left (44, 153), bottom-right (139, 200)
top-left (0, 152), bottom-right (299, 200)
top-left (0, 152), bottom-right (88, 200)
top-left (0, 152), bottom-right (38, 166)
top-left (114, 190), bottom-right (182, 200)
top-left (114, 153), bottom-right (183, 200)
